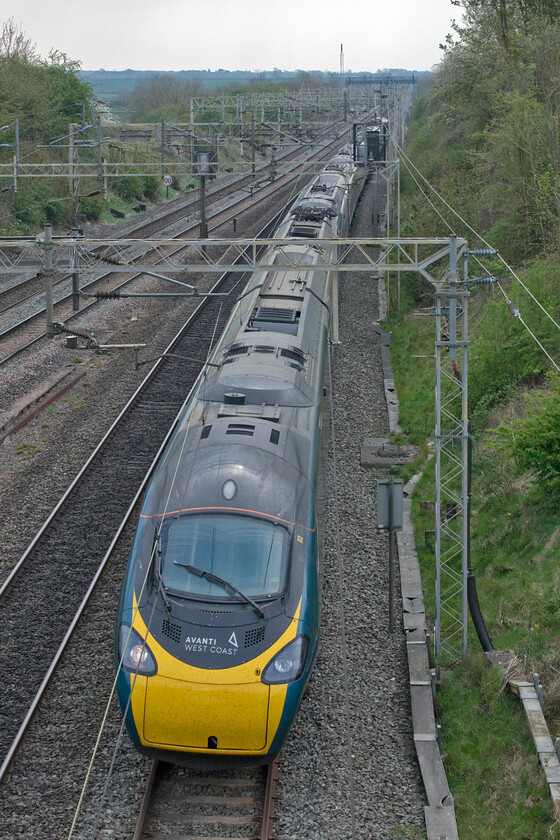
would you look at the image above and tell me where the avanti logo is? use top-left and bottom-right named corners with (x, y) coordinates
top-left (228, 631), bottom-right (238, 648)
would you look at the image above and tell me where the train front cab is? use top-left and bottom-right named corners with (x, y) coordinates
top-left (115, 485), bottom-right (320, 766)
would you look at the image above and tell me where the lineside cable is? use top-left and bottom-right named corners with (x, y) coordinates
top-left (389, 135), bottom-right (500, 653)
top-left (395, 121), bottom-right (560, 648)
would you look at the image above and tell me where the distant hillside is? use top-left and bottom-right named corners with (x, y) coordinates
top-left (81, 68), bottom-right (431, 103)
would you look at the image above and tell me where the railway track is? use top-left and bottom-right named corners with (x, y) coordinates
top-left (0, 168), bottom-right (429, 840)
top-left (0, 131), bottom-right (350, 366)
top-left (0, 273), bottom-right (47, 316)
top-left (0, 142), bottom-right (296, 318)
top-left (0, 161), bottom-right (273, 320)
top-left (0, 185), bottom-right (274, 365)
top-left (0, 251), bottom-right (258, 779)
top-left (133, 760), bottom-right (280, 840)
top-left (0, 133), bottom-right (351, 779)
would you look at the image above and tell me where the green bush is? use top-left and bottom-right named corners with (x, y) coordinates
top-left (114, 176), bottom-right (144, 202)
top-left (494, 373), bottom-right (560, 489)
top-left (80, 194), bottom-right (105, 220)
top-left (7, 180), bottom-right (75, 231)
top-left (142, 175), bottom-right (160, 200)
top-left (467, 256), bottom-right (560, 423)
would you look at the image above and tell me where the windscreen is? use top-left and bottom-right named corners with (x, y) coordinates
top-left (160, 514), bottom-right (288, 599)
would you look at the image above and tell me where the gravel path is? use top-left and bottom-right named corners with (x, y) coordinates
top-left (0, 176), bottom-right (426, 840)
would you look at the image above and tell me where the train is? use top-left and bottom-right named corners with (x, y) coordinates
top-left (114, 147), bottom-right (365, 765)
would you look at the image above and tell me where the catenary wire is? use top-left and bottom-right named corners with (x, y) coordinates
top-left (393, 131), bottom-right (560, 372)
top-left (392, 131), bottom-right (560, 335)
top-left (496, 280), bottom-right (560, 374)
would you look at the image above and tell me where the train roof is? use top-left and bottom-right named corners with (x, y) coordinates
top-left (140, 417), bottom-right (313, 526)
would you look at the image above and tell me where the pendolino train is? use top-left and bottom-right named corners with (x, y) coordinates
top-left (115, 147), bottom-right (365, 765)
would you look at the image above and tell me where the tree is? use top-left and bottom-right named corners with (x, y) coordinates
top-left (0, 21), bottom-right (92, 144)
top-left (0, 21), bottom-right (93, 233)
top-left (407, 0), bottom-right (560, 257)
top-left (452, 0), bottom-right (560, 51)
top-left (0, 18), bottom-right (38, 61)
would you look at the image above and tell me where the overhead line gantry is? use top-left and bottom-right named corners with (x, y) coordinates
top-left (1, 229), bottom-right (471, 670)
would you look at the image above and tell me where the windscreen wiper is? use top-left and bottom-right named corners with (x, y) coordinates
top-left (151, 529), bottom-right (173, 613)
top-left (184, 564), bottom-right (266, 619)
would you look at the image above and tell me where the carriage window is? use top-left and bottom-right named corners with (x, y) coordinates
top-left (159, 514), bottom-right (288, 599)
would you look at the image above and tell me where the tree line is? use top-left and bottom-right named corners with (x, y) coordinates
top-left (124, 70), bottom-right (344, 123)
top-left (404, 0), bottom-right (560, 481)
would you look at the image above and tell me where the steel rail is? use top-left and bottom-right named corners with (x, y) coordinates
top-left (0, 143), bottom-right (293, 317)
top-left (0, 265), bottom-right (219, 602)
top-left (0, 176), bottom-right (285, 365)
top-left (0, 313), bottom-right (203, 782)
top-left (0, 183), bottom-right (205, 316)
top-left (0, 367), bottom-right (87, 445)
top-left (261, 758), bottom-right (280, 840)
top-left (0, 131), bottom-right (349, 367)
top-left (0, 275), bottom-right (46, 317)
top-left (0, 208), bottom-right (282, 781)
top-left (132, 761), bottom-right (159, 840)
top-left (0, 125), bottom-right (355, 799)
top-left (0, 213), bottom-right (272, 603)
top-left (0, 178), bottom-right (272, 342)
top-left (130, 758), bottom-right (281, 840)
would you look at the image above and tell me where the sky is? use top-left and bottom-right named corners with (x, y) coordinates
top-left (7, 0), bottom-right (459, 72)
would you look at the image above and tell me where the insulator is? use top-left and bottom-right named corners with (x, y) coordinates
top-left (100, 256), bottom-right (123, 265)
top-left (94, 251), bottom-right (123, 265)
top-left (508, 301), bottom-right (520, 317)
top-left (468, 276), bottom-right (496, 285)
top-left (95, 290), bottom-right (121, 299)
top-left (53, 322), bottom-right (97, 346)
top-left (467, 249), bottom-right (498, 256)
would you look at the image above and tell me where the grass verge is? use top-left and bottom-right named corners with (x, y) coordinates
top-left (385, 301), bottom-right (560, 839)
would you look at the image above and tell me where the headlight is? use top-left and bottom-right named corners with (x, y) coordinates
top-left (262, 635), bottom-right (308, 684)
top-left (119, 624), bottom-right (157, 676)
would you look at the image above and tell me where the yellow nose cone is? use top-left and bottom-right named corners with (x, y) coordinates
top-left (143, 676), bottom-right (270, 751)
